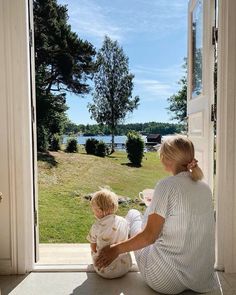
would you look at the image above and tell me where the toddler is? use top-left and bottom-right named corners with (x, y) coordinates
top-left (87, 188), bottom-right (132, 279)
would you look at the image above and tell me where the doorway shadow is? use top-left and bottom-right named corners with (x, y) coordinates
top-left (69, 272), bottom-right (157, 295)
top-left (0, 274), bottom-right (29, 295)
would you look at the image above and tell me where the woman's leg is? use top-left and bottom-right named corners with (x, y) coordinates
top-left (125, 209), bottom-right (148, 274)
top-left (125, 209), bottom-right (143, 237)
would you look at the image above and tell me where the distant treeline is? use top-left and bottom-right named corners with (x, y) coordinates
top-left (64, 121), bottom-right (184, 136)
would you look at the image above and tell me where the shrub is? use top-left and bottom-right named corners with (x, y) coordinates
top-left (95, 141), bottom-right (106, 157)
top-left (126, 131), bottom-right (144, 166)
top-left (65, 138), bottom-right (78, 153)
top-left (50, 134), bottom-right (61, 151)
top-left (85, 138), bottom-right (99, 155)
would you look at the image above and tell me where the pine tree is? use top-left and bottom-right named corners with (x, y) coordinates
top-left (34, 0), bottom-right (96, 150)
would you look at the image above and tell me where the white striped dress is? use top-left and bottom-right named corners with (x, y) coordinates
top-left (129, 171), bottom-right (219, 294)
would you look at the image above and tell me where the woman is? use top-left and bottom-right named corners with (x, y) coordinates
top-left (96, 136), bottom-right (219, 293)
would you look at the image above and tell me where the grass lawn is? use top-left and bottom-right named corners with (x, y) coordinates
top-left (38, 149), bottom-right (169, 243)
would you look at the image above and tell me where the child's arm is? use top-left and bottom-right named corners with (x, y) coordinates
top-left (90, 243), bottom-right (97, 253)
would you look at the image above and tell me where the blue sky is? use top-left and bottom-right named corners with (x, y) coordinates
top-left (58, 0), bottom-right (188, 124)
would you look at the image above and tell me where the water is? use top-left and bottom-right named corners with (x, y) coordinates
top-left (77, 135), bottom-right (128, 145)
top-left (64, 135), bottom-right (147, 145)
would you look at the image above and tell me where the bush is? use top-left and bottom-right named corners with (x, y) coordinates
top-left (50, 134), bottom-right (61, 151)
top-left (126, 131), bottom-right (144, 166)
top-left (65, 138), bottom-right (78, 153)
top-left (85, 138), bottom-right (99, 155)
top-left (95, 141), bottom-right (106, 157)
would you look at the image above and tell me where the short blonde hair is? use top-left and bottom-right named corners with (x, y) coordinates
top-left (91, 188), bottom-right (118, 215)
top-left (159, 135), bottom-right (204, 181)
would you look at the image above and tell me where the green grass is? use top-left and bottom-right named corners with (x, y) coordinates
top-left (38, 150), bottom-right (169, 243)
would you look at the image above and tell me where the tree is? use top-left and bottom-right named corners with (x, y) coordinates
top-left (34, 0), bottom-right (96, 150)
top-left (88, 36), bottom-right (139, 153)
top-left (167, 61), bottom-right (187, 127)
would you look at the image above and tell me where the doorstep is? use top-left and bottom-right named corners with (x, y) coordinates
top-left (35, 243), bottom-right (138, 272)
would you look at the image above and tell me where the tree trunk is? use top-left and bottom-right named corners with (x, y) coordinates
top-left (111, 131), bottom-right (115, 154)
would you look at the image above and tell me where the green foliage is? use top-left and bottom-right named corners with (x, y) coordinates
top-left (126, 132), bottom-right (144, 167)
top-left (167, 60), bottom-right (187, 127)
top-left (34, 0), bottom-right (96, 150)
top-left (65, 138), bottom-right (78, 153)
top-left (85, 138), bottom-right (99, 155)
top-left (85, 138), bottom-right (107, 157)
top-left (95, 141), bottom-right (107, 157)
top-left (50, 134), bottom-right (61, 151)
top-left (167, 77), bottom-right (187, 125)
top-left (37, 125), bottom-right (49, 152)
top-left (63, 120), bottom-right (80, 135)
top-left (88, 36), bottom-right (139, 152)
top-left (36, 92), bottom-right (68, 151)
top-left (64, 121), bottom-right (184, 136)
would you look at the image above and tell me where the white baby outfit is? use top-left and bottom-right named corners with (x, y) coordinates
top-left (87, 214), bottom-right (132, 279)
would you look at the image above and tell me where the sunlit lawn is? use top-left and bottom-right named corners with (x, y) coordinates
top-left (38, 149), bottom-right (169, 243)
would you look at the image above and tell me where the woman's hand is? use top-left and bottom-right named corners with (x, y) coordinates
top-left (95, 213), bottom-right (164, 269)
top-left (95, 245), bottom-right (119, 269)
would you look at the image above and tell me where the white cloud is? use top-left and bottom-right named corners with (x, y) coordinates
top-left (59, 0), bottom-right (124, 44)
top-left (134, 78), bottom-right (174, 101)
top-left (58, 0), bottom-right (188, 43)
top-left (133, 64), bottom-right (185, 82)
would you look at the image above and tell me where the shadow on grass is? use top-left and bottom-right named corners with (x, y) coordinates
top-left (37, 152), bottom-right (58, 167)
top-left (121, 162), bottom-right (142, 168)
top-left (106, 155), bottom-right (119, 159)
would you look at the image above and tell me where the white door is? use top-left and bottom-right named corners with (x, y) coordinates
top-left (187, 0), bottom-right (215, 189)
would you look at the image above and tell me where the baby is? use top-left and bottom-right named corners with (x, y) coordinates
top-left (87, 188), bottom-right (132, 279)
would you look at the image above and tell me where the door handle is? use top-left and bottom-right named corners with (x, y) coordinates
top-left (0, 192), bottom-right (3, 202)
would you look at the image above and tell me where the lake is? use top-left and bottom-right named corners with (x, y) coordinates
top-left (64, 135), bottom-right (147, 145)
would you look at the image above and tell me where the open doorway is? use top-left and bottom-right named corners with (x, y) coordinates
top-left (33, 0), bottom-right (175, 267)
top-left (33, 0), bottom-right (213, 268)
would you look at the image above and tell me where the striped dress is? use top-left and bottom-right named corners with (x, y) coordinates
top-left (131, 171), bottom-right (219, 294)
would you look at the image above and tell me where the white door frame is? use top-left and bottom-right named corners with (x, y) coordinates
top-left (215, 0), bottom-right (236, 273)
top-left (1, 0), bottom-right (236, 275)
top-left (0, 0), bottom-right (35, 274)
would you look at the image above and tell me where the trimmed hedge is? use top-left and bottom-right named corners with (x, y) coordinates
top-left (50, 134), bottom-right (61, 151)
top-left (85, 138), bottom-right (99, 155)
top-left (126, 131), bottom-right (144, 166)
top-left (95, 141), bottom-right (106, 157)
top-left (85, 138), bottom-right (107, 157)
top-left (65, 138), bottom-right (78, 153)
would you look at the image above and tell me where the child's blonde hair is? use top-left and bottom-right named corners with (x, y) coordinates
top-left (159, 135), bottom-right (204, 181)
top-left (91, 188), bottom-right (118, 215)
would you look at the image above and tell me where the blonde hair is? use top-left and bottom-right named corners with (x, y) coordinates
top-left (91, 188), bottom-right (118, 215)
top-left (159, 135), bottom-right (204, 181)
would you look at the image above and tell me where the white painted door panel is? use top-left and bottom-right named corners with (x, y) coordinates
top-left (187, 0), bottom-right (215, 188)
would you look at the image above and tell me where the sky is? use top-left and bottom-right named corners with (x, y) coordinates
top-left (58, 0), bottom-right (188, 125)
